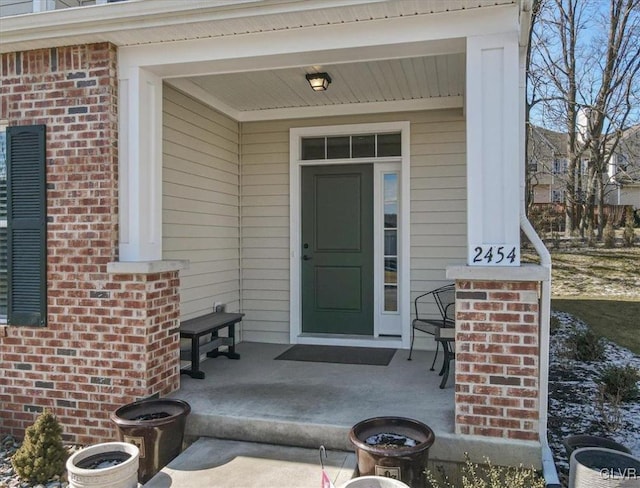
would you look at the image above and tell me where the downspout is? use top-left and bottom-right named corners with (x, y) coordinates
top-left (519, 1), bottom-right (560, 485)
top-left (521, 200), bottom-right (558, 487)
top-left (238, 122), bottom-right (244, 341)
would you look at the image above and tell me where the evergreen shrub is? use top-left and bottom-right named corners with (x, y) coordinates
top-left (11, 410), bottom-right (68, 484)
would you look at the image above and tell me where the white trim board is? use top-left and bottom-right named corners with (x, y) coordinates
top-left (289, 121), bottom-right (411, 349)
top-left (166, 78), bottom-right (463, 121)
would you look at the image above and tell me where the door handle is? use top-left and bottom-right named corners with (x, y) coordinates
top-left (302, 255), bottom-right (312, 261)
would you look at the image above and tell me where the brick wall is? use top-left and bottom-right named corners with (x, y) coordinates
top-left (454, 280), bottom-right (540, 441)
top-left (0, 44), bottom-right (181, 444)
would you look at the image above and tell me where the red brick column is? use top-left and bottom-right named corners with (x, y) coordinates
top-left (108, 271), bottom-right (181, 397)
top-left (0, 44), bottom-right (183, 444)
top-left (454, 280), bottom-right (540, 441)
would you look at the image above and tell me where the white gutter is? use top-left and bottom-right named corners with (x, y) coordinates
top-left (519, 1), bottom-right (559, 485)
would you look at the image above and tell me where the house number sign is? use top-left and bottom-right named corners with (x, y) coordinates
top-left (469, 244), bottom-right (519, 266)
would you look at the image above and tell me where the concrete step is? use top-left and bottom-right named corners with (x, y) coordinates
top-left (143, 438), bottom-right (356, 488)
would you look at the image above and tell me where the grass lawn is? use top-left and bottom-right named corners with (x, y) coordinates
top-left (525, 246), bottom-right (640, 353)
top-left (551, 298), bottom-right (640, 355)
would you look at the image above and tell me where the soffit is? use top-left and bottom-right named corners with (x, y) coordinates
top-left (184, 53), bottom-right (465, 112)
top-left (1, 0), bottom-right (517, 53)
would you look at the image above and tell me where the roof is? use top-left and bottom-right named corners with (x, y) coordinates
top-left (528, 125), bottom-right (568, 157)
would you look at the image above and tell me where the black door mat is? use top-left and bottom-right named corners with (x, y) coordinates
top-left (275, 344), bottom-right (396, 366)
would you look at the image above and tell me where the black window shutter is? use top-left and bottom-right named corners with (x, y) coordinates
top-left (7, 125), bottom-right (47, 326)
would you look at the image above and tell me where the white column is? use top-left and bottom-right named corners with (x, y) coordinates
top-left (118, 65), bottom-right (163, 262)
top-left (466, 33), bottom-right (521, 266)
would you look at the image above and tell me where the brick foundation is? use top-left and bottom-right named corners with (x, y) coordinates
top-left (0, 44), bottom-right (181, 443)
top-left (454, 280), bottom-right (540, 441)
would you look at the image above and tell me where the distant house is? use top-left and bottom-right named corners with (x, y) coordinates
top-left (528, 122), bottom-right (640, 211)
top-left (607, 124), bottom-right (640, 209)
top-left (1, 0), bottom-right (554, 474)
top-left (527, 125), bottom-right (571, 204)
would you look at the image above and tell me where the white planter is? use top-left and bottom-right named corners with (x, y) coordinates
top-left (569, 447), bottom-right (640, 488)
top-left (66, 442), bottom-right (139, 488)
top-left (340, 476), bottom-right (410, 488)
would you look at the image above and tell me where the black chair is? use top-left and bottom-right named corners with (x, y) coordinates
top-left (407, 283), bottom-right (455, 371)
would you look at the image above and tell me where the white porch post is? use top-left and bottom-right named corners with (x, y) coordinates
top-left (118, 65), bottom-right (163, 261)
top-left (465, 33), bottom-right (521, 266)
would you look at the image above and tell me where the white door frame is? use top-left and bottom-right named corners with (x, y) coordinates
top-left (289, 121), bottom-right (411, 348)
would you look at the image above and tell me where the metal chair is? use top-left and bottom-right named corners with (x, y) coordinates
top-left (407, 283), bottom-right (455, 371)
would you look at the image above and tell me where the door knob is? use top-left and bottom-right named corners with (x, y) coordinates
top-left (302, 255), bottom-right (312, 261)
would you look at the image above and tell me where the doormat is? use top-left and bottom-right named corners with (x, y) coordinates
top-left (275, 345), bottom-right (396, 366)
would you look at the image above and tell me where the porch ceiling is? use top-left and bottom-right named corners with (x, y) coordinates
top-left (182, 53), bottom-right (465, 113)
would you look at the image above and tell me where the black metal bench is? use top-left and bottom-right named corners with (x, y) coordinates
top-left (179, 312), bottom-right (244, 379)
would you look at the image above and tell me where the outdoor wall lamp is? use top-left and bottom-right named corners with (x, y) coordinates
top-left (306, 72), bottom-right (332, 91)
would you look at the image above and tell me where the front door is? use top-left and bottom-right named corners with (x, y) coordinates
top-left (301, 164), bottom-right (374, 335)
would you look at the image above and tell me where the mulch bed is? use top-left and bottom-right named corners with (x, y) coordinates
top-left (547, 311), bottom-right (640, 487)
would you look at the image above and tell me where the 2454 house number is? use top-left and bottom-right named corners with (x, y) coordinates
top-left (471, 245), bottom-right (519, 265)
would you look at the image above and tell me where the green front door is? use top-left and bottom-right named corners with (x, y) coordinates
top-left (301, 164), bottom-right (373, 335)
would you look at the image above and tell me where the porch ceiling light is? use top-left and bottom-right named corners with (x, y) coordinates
top-left (306, 72), bottom-right (332, 91)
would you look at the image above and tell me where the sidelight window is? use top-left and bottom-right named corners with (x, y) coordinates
top-left (382, 172), bottom-right (399, 313)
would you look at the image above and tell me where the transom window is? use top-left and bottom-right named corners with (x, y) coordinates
top-left (301, 133), bottom-right (401, 160)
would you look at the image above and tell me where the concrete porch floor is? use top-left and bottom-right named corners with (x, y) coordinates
top-left (169, 341), bottom-right (462, 460)
top-left (158, 341), bottom-right (542, 485)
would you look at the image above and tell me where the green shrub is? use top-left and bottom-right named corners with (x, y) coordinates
top-left (426, 454), bottom-right (545, 488)
top-left (550, 315), bottom-right (561, 334)
top-left (11, 410), bottom-right (68, 484)
top-left (622, 208), bottom-right (636, 247)
top-left (567, 328), bottom-right (606, 362)
top-left (599, 364), bottom-right (640, 402)
top-left (603, 219), bottom-right (616, 248)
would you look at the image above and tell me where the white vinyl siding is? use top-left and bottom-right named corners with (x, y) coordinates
top-left (241, 109), bottom-right (466, 345)
top-left (0, 0), bottom-right (32, 16)
top-left (162, 85), bottom-right (240, 320)
top-left (1, 0), bottom-right (90, 16)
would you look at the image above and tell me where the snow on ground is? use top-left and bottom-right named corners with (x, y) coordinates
top-left (547, 311), bottom-right (640, 486)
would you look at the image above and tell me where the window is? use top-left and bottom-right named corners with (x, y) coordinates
top-left (552, 158), bottom-right (567, 175)
top-left (2, 124), bottom-right (47, 326)
top-left (581, 159), bottom-right (589, 175)
top-left (551, 189), bottom-right (564, 203)
top-left (301, 133), bottom-right (401, 160)
top-left (382, 173), bottom-right (399, 313)
top-left (617, 153), bottom-right (628, 172)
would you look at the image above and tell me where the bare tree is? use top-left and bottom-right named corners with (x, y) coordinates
top-left (528, 0), bottom-right (640, 237)
top-left (578, 0), bottom-right (640, 236)
top-left (525, 0), bottom-right (544, 213)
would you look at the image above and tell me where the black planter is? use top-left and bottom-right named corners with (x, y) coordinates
top-left (349, 417), bottom-right (435, 488)
top-left (563, 435), bottom-right (631, 458)
top-left (569, 447), bottom-right (640, 488)
top-left (111, 398), bottom-right (191, 484)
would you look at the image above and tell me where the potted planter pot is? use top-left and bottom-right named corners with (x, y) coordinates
top-left (569, 447), bottom-right (640, 488)
top-left (349, 417), bottom-right (435, 488)
top-left (111, 398), bottom-right (191, 484)
top-left (340, 475), bottom-right (410, 488)
top-left (66, 441), bottom-right (139, 488)
top-left (563, 434), bottom-right (631, 457)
